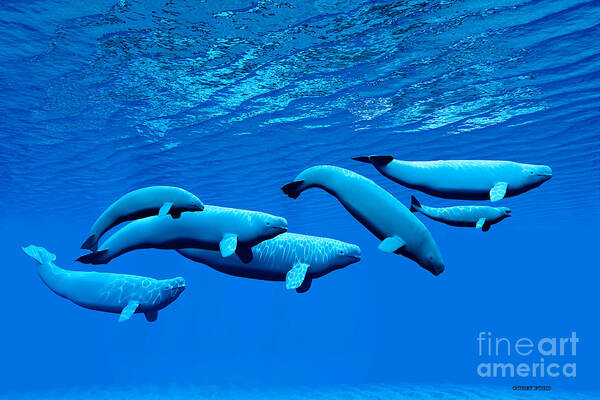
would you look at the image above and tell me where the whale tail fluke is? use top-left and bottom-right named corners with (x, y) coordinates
top-left (22, 245), bottom-right (57, 265)
top-left (352, 155), bottom-right (394, 166)
top-left (81, 234), bottom-right (98, 252)
top-left (76, 250), bottom-right (108, 265)
top-left (368, 155), bottom-right (394, 165)
top-left (410, 195), bottom-right (422, 213)
top-left (281, 180), bottom-right (304, 199)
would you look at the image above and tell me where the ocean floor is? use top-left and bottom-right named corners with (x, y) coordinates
top-left (1, 383), bottom-right (597, 400)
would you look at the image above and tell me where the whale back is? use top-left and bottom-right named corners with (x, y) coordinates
top-left (178, 233), bottom-right (360, 281)
top-left (84, 186), bottom-right (204, 251)
top-left (24, 245), bottom-right (185, 314)
top-left (82, 205), bottom-right (287, 264)
top-left (252, 233), bottom-right (360, 278)
top-left (296, 166), bottom-right (429, 245)
top-left (371, 159), bottom-right (553, 200)
top-left (286, 165), bottom-right (444, 275)
top-left (384, 160), bottom-right (520, 193)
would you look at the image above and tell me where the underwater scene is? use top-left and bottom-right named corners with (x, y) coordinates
top-left (1, 0), bottom-right (599, 398)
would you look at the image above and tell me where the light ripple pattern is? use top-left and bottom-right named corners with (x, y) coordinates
top-left (0, 383), bottom-right (598, 400)
top-left (0, 0), bottom-right (598, 225)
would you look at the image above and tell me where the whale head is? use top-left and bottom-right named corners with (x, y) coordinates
top-left (333, 242), bottom-right (362, 268)
top-left (414, 237), bottom-right (445, 276)
top-left (162, 276), bottom-right (186, 300)
top-left (248, 212), bottom-right (288, 244)
top-left (499, 207), bottom-right (512, 218)
top-left (166, 186), bottom-right (204, 213)
top-left (187, 195), bottom-right (205, 212)
top-left (521, 164), bottom-right (552, 189)
top-left (263, 215), bottom-right (288, 235)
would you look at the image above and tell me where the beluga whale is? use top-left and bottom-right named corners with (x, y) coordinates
top-left (178, 232), bottom-right (361, 293)
top-left (410, 196), bottom-right (511, 231)
top-left (82, 186), bottom-right (205, 252)
top-left (353, 156), bottom-right (552, 201)
top-left (281, 165), bottom-right (444, 276)
top-left (77, 205), bottom-right (288, 265)
top-left (23, 245), bottom-right (185, 322)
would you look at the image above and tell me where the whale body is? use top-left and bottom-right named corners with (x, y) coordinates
top-left (77, 205), bottom-right (288, 265)
top-left (82, 186), bottom-right (205, 252)
top-left (281, 165), bottom-right (444, 276)
top-left (23, 245), bottom-right (185, 322)
top-left (177, 232), bottom-right (361, 293)
top-left (353, 156), bottom-right (552, 201)
top-left (410, 196), bottom-right (511, 231)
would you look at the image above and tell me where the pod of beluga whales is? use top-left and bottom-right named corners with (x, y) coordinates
top-left (23, 157), bottom-right (551, 323)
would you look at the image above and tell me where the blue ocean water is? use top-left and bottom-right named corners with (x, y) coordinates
top-left (1, 0), bottom-right (599, 398)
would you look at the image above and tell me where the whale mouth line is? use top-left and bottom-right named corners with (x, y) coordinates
top-left (170, 279), bottom-right (186, 290)
top-left (536, 173), bottom-right (552, 177)
top-left (272, 226), bottom-right (288, 233)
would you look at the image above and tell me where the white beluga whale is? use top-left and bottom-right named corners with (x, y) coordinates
top-left (177, 232), bottom-right (361, 293)
top-left (77, 205), bottom-right (288, 265)
top-left (82, 186), bottom-right (205, 252)
top-left (410, 196), bottom-right (511, 231)
top-left (23, 245), bottom-right (185, 322)
top-left (353, 156), bottom-right (552, 201)
top-left (281, 165), bottom-right (444, 276)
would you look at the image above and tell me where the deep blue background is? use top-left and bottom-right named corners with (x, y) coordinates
top-left (1, 0), bottom-right (599, 397)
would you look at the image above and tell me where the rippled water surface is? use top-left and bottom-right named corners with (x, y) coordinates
top-left (1, 0), bottom-right (599, 398)
top-left (2, 0), bottom-right (599, 220)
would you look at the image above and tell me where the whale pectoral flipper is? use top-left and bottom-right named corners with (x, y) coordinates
top-left (476, 218), bottom-right (486, 230)
top-left (159, 202), bottom-right (173, 216)
top-left (235, 245), bottom-right (254, 263)
top-left (119, 301), bottom-right (140, 322)
top-left (145, 310), bottom-right (158, 322)
top-left (296, 276), bottom-right (312, 294)
top-left (286, 262), bottom-right (309, 290)
top-left (219, 234), bottom-right (238, 258)
top-left (378, 237), bottom-right (405, 253)
top-left (490, 182), bottom-right (508, 202)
